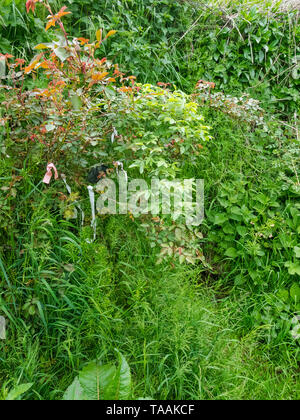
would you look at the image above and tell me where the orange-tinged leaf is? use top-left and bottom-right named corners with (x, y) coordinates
top-left (56, 6), bottom-right (71, 18)
top-left (26, 0), bottom-right (39, 14)
top-left (91, 72), bottom-right (109, 82)
top-left (34, 44), bottom-right (49, 50)
top-left (58, 6), bottom-right (70, 14)
top-left (45, 19), bottom-right (56, 31)
top-left (105, 30), bottom-right (117, 39)
top-left (0, 53), bottom-right (13, 59)
top-left (96, 29), bottom-right (102, 43)
top-left (15, 58), bottom-right (25, 68)
top-left (57, 11), bottom-right (71, 18)
top-left (77, 37), bottom-right (89, 45)
top-left (25, 60), bottom-right (39, 74)
top-left (119, 86), bottom-right (132, 93)
top-left (37, 61), bottom-right (49, 69)
top-left (24, 53), bottom-right (43, 74)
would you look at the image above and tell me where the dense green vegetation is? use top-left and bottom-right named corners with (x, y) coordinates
top-left (1, 0), bottom-right (299, 114)
top-left (0, 0), bottom-right (299, 400)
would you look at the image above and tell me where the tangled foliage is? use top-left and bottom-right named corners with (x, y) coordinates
top-left (0, 0), bottom-right (211, 264)
top-left (1, 1), bottom-right (299, 118)
top-left (194, 80), bottom-right (266, 127)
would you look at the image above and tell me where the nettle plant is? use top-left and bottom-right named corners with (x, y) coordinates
top-left (0, 0), bottom-right (212, 265)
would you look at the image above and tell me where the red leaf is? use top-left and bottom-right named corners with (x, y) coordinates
top-left (26, 0), bottom-right (39, 14)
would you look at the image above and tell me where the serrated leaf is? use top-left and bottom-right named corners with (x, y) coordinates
top-left (223, 223), bottom-right (235, 234)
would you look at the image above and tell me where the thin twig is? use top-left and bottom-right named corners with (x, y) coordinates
top-left (171, 14), bottom-right (203, 48)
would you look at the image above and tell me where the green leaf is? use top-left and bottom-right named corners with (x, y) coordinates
top-left (292, 67), bottom-right (298, 80)
top-left (63, 377), bottom-right (84, 400)
top-left (79, 361), bottom-right (116, 400)
top-left (112, 350), bottom-right (131, 400)
top-left (0, 58), bottom-right (6, 78)
top-left (223, 223), bottom-right (235, 234)
top-left (70, 95), bottom-right (82, 111)
top-left (294, 246), bottom-right (300, 258)
top-left (179, 254), bottom-right (185, 264)
top-left (285, 261), bottom-right (300, 276)
top-left (236, 225), bottom-right (248, 237)
top-left (225, 247), bottom-right (238, 258)
top-left (290, 283), bottom-right (300, 302)
top-left (230, 206), bottom-right (242, 215)
top-left (175, 228), bottom-right (182, 241)
top-left (277, 289), bottom-right (289, 303)
top-left (214, 213), bottom-right (228, 225)
top-left (54, 47), bottom-right (71, 62)
top-left (234, 274), bottom-right (245, 286)
top-left (6, 383), bottom-right (33, 400)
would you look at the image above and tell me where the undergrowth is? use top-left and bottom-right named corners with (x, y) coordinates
top-left (0, 0), bottom-right (299, 400)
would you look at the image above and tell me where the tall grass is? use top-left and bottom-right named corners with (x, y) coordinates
top-left (1, 210), bottom-right (298, 399)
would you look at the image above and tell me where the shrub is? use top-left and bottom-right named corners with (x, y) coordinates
top-left (0, 0), bottom-right (211, 264)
